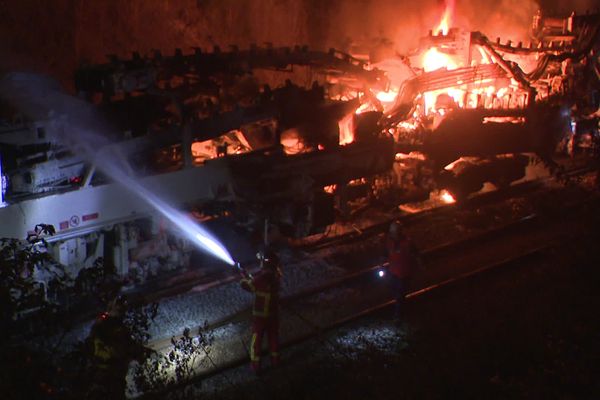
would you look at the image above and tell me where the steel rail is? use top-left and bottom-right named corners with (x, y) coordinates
top-left (129, 162), bottom-right (592, 306)
top-left (147, 187), bottom-right (599, 350)
top-left (119, 164), bottom-right (558, 308)
top-left (145, 164), bottom-right (596, 349)
top-left (140, 239), bottom-right (558, 399)
top-left (138, 188), bottom-right (599, 397)
top-left (147, 210), bottom-right (543, 350)
top-left (30, 163), bottom-right (591, 343)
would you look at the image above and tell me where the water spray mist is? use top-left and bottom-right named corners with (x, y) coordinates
top-left (0, 73), bottom-right (235, 265)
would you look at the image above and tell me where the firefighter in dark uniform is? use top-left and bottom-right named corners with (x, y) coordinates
top-left (87, 296), bottom-right (147, 399)
top-left (386, 221), bottom-right (420, 321)
top-left (240, 249), bottom-right (282, 374)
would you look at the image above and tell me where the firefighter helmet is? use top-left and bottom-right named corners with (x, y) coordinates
top-left (107, 295), bottom-right (128, 318)
top-left (256, 249), bottom-right (279, 268)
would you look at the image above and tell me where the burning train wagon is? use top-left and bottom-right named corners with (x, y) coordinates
top-left (373, 10), bottom-right (600, 200)
top-left (0, 46), bottom-right (393, 292)
top-left (0, 8), bottom-right (598, 292)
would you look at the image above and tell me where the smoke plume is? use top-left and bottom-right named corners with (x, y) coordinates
top-left (1, 0), bottom-right (596, 87)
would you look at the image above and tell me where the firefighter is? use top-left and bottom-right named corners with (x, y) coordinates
top-left (240, 249), bottom-right (282, 374)
top-left (386, 221), bottom-right (420, 322)
top-left (86, 296), bottom-right (147, 399)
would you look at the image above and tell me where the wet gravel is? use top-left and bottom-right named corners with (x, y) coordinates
top-left (152, 173), bottom-right (600, 399)
top-left (129, 158), bottom-right (599, 345)
top-left (148, 254), bottom-right (344, 340)
top-left (46, 168), bottom-right (600, 400)
top-left (146, 173), bottom-right (595, 342)
top-left (193, 211), bottom-right (600, 400)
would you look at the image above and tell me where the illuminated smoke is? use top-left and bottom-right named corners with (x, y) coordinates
top-left (0, 73), bottom-right (235, 266)
top-left (0, 0), bottom-right (544, 85)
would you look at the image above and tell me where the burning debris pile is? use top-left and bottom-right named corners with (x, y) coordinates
top-left (354, 5), bottom-right (600, 200)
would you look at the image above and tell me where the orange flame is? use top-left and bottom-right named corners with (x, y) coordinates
top-left (422, 47), bottom-right (457, 72)
top-left (434, 0), bottom-right (455, 35)
top-left (422, 0), bottom-right (457, 74)
top-left (338, 113), bottom-right (355, 145)
top-left (440, 189), bottom-right (456, 204)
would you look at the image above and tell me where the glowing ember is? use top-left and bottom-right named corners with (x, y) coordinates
top-left (440, 189), bottom-right (456, 204)
top-left (355, 103), bottom-right (371, 114)
top-left (281, 128), bottom-right (307, 154)
top-left (444, 157), bottom-right (480, 171)
top-left (191, 140), bottom-right (217, 160)
top-left (323, 184), bottom-right (336, 194)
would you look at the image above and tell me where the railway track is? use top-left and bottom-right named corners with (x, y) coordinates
top-left (12, 161), bottom-right (591, 356)
top-left (15, 162), bottom-right (591, 357)
top-left (131, 163), bottom-right (594, 310)
top-left (147, 210), bottom-right (545, 349)
top-left (137, 189), bottom-right (598, 398)
top-left (296, 163), bottom-right (593, 252)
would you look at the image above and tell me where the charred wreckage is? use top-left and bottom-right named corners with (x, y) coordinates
top-left (0, 10), bottom-right (599, 295)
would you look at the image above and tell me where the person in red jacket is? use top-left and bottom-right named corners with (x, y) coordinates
top-left (386, 221), bottom-right (420, 321)
top-left (240, 249), bottom-right (282, 374)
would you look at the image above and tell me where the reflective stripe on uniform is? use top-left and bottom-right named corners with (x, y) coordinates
top-left (250, 333), bottom-right (260, 362)
top-left (94, 338), bottom-right (115, 362)
top-left (253, 291), bottom-right (272, 317)
top-left (242, 278), bottom-right (256, 292)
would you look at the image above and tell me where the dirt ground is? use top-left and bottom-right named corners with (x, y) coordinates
top-left (198, 206), bottom-right (600, 400)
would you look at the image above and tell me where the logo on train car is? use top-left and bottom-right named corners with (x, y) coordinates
top-left (69, 215), bottom-right (80, 227)
top-left (82, 212), bottom-right (99, 222)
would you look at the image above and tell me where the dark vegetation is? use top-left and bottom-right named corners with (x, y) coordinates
top-left (0, 225), bottom-right (208, 399)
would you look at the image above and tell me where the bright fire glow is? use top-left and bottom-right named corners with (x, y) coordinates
top-left (440, 189), bottom-right (456, 204)
top-left (338, 113), bottom-right (355, 145)
top-left (376, 90), bottom-right (398, 103)
top-left (420, 7), bottom-right (517, 117)
top-left (281, 128), bottom-right (307, 154)
top-left (420, 0), bottom-right (466, 115)
top-left (324, 184), bottom-right (337, 194)
top-left (350, 88), bottom-right (400, 118)
top-left (423, 87), bottom-right (463, 115)
top-left (434, 0), bottom-right (455, 35)
top-left (355, 103), bottom-right (371, 114)
top-left (191, 140), bottom-right (217, 160)
top-left (422, 47), bottom-right (458, 73)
